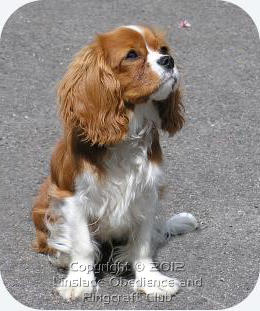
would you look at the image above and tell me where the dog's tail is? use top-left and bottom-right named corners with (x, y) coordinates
top-left (153, 212), bottom-right (199, 248)
top-left (164, 212), bottom-right (199, 239)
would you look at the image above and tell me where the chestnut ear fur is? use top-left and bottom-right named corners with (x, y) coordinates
top-left (154, 88), bottom-right (185, 136)
top-left (58, 43), bottom-right (129, 146)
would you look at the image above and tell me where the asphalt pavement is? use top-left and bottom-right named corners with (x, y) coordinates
top-left (0, 0), bottom-right (259, 309)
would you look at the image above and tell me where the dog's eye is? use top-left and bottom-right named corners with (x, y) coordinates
top-left (159, 46), bottom-right (169, 55)
top-left (126, 50), bottom-right (138, 59)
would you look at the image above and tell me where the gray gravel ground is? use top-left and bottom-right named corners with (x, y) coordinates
top-left (0, 0), bottom-right (259, 309)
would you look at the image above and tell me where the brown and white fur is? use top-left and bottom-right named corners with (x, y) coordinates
top-left (32, 25), bottom-right (198, 300)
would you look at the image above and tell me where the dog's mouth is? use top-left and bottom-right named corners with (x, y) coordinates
top-left (149, 68), bottom-right (180, 102)
top-left (161, 68), bottom-right (179, 88)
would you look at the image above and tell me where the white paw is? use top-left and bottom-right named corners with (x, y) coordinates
top-left (134, 271), bottom-right (180, 297)
top-left (165, 212), bottom-right (198, 238)
top-left (56, 271), bottom-right (97, 301)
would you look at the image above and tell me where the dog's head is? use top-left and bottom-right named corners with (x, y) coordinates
top-left (58, 25), bottom-right (184, 145)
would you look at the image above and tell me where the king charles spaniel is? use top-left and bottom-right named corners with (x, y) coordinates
top-left (32, 25), bottom-right (198, 300)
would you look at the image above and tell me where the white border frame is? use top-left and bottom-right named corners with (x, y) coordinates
top-left (0, 0), bottom-right (259, 310)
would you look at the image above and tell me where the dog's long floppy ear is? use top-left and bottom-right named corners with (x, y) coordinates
top-left (58, 43), bottom-right (129, 146)
top-left (155, 87), bottom-right (185, 136)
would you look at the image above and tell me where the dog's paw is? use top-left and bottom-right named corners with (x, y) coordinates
top-left (56, 271), bottom-right (97, 301)
top-left (134, 271), bottom-right (180, 297)
top-left (165, 212), bottom-right (199, 238)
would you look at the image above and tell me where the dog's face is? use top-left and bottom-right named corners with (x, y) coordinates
top-left (58, 25), bottom-right (184, 145)
top-left (99, 25), bottom-right (180, 103)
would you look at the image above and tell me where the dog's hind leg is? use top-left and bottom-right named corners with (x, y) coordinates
top-left (32, 177), bottom-right (56, 255)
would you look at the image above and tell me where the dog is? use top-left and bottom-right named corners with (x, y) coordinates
top-left (32, 25), bottom-right (198, 300)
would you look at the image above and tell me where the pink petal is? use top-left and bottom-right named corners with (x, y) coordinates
top-left (179, 19), bottom-right (191, 28)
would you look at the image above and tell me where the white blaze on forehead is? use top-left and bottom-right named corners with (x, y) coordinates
top-left (123, 25), bottom-right (144, 36)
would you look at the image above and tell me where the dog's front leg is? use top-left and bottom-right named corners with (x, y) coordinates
top-left (130, 197), bottom-right (180, 297)
top-left (56, 197), bottom-right (97, 301)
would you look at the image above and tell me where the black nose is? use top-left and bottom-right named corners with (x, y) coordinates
top-left (157, 55), bottom-right (174, 70)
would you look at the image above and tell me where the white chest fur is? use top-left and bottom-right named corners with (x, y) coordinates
top-left (75, 131), bottom-right (162, 241)
top-left (74, 102), bottom-right (163, 240)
